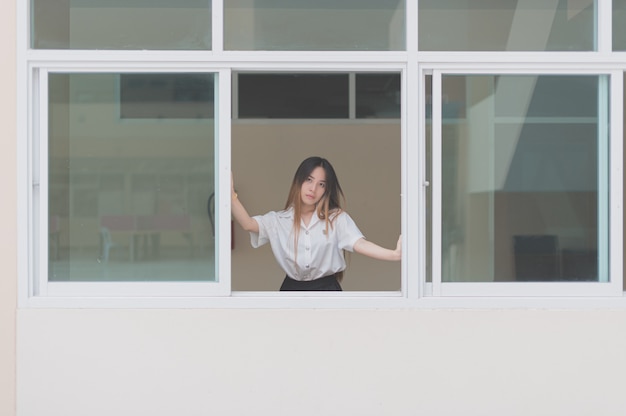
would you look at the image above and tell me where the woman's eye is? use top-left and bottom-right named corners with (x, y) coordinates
top-left (320, 183), bottom-right (326, 188)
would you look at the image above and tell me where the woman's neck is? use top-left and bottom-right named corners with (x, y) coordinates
top-left (300, 205), bottom-right (315, 227)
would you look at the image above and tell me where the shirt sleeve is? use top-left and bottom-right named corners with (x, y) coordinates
top-left (250, 212), bottom-right (274, 248)
top-left (335, 212), bottom-right (364, 252)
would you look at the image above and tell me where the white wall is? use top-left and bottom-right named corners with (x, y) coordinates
top-left (0, 1), bottom-right (17, 416)
top-left (16, 309), bottom-right (626, 416)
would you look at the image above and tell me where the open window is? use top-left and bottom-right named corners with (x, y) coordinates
top-left (231, 71), bottom-right (402, 292)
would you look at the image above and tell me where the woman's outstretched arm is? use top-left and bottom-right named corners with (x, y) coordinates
top-left (353, 235), bottom-right (401, 261)
top-left (231, 173), bottom-right (259, 233)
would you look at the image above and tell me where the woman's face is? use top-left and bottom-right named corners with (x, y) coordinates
top-left (300, 166), bottom-right (327, 209)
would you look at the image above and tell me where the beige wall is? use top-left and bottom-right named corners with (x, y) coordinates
top-left (0, 1), bottom-right (16, 416)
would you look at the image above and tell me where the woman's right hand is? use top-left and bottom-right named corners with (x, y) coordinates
top-left (231, 171), bottom-right (237, 200)
top-left (229, 172), bottom-right (259, 233)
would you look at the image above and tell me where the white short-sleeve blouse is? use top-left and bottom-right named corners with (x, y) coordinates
top-left (250, 208), bottom-right (364, 281)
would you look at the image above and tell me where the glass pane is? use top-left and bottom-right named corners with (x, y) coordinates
top-left (425, 75), bottom-right (432, 283)
top-left (120, 74), bottom-right (214, 119)
top-left (224, 0), bottom-right (405, 51)
top-left (32, 0), bottom-right (211, 50)
top-left (440, 75), bottom-right (607, 283)
top-left (613, 0), bottom-right (626, 51)
top-left (237, 72), bottom-right (401, 119)
top-left (356, 73), bottom-right (401, 119)
top-left (48, 73), bottom-right (216, 282)
top-left (238, 74), bottom-right (349, 118)
top-left (419, 0), bottom-right (595, 51)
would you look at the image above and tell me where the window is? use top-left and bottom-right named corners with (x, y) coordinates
top-left (613, 0), bottom-right (626, 51)
top-left (224, 0), bottom-right (405, 51)
top-left (356, 73), bottom-right (401, 119)
top-left (31, 0), bottom-right (212, 50)
top-left (232, 72), bottom-right (402, 292)
top-left (120, 74), bottom-right (214, 119)
top-left (34, 70), bottom-right (229, 298)
top-left (419, 0), bottom-right (595, 51)
top-left (237, 73), bottom-right (350, 118)
top-left (235, 72), bottom-right (401, 119)
top-left (20, 0), bottom-right (626, 307)
top-left (426, 71), bottom-right (622, 296)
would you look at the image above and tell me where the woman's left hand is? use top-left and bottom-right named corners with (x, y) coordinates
top-left (395, 235), bottom-right (402, 260)
top-left (353, 235), bottom-right (401, 261)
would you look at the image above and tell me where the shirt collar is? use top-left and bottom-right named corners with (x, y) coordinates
top-left (281, 206), bottom-right (322, 229)
top-left (279, 207), bottom-right (294, 219)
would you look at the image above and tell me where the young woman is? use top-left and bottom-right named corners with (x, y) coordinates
top-left (231, 156), bottom-right (401, 291)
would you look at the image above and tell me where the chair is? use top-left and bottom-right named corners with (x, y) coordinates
top-left (49, 215), bottom-right (60, 260)
top-left (207, 192), bottom-right (215, 237)
top-left (100, 215), bottom-right (137, 261)
top-left (99, 227), bottom-right (116, 262)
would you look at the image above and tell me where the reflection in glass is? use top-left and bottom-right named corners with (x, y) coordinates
top-left (356, 74), bottom-right (401, 119)
top-left (238, 74), bottom-right (349, 118)
top-left (419, 0), bottom-right (595, 51)
top-left (48, 73), bottom-right (216, 281)
top-left (120, 74), bottom-right (214, 119)
top-left (425, 76), bottom-right (432, 283)
top-left (237, 72), bottom-right (401, 119)
top-left (613, 0), bottom-right (626, 50)
top-left (32, 0), bottom-right (211, 50)
top-left (440, 75), bottom-right (607, 282)
top-left (224, 0), bottom-right (405, 51)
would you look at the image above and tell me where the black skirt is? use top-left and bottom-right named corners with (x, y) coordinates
top-left (279, 274), bottom-right (342, 291)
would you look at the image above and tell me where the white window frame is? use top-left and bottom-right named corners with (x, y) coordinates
top-left (16, 0), bottom-right (626, 308)
top-left (24, 65), bottom-right (234, 301)
top-left (423, 66), bottom-right (624, 298)
top-left (18, 60), bottom-right (411, 309)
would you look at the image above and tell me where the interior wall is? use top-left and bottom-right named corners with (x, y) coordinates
top-left (231, 122), bottom-right (401, 291)
top-left (0, 1), bottom-right (16, 415)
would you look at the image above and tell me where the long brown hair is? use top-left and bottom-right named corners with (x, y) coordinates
top-left (284, 157), bottom-right (346, 273)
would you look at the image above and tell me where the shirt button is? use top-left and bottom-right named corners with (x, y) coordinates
top-left (305, 246), bottom-right (310, 251)
top-left (305, 231), bottom-right (309, 235)
top-left (305, 264), bottom-right (310, 268)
